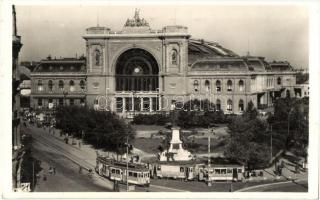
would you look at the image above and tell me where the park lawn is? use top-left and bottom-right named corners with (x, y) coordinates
top-left (132, 137), bottom-right (228, 154)
top-left (132, 137), bottom-right (163, 154)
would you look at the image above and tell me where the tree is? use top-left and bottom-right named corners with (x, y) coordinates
top-left (224, 103), bottom-right (270, 170)
top-left (267, 98), bottom-right (309, 157)
top-left (55, 106), bottom-right (135, 153)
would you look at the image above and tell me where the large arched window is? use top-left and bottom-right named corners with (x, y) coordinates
top-left (227, 80), bottom-right (233, 92)
top-left (277, 77), bottom-right (282, 85)
top-left (239, 80), bottom-right (244, 92)
top-left (239, 99), bottom-right (244, 112)
top-left (69, 80), bottom-right (75, 92)
top-left (193, 80), bottom-right (199, 92)
top-left (59, 80), bottom-right (64, 91)
top-left (205, 80), bottom-right (210, 93)
top-left (216, 99), bottom-right (221, 111)
top-left (80, 80), bottom-right (85, 91)
top-left (171, 49), bottom-right (178, 65)
top-left (48, 80), bottom-right (53, 92)
top-left (37, 80), bottom-right (43, 92)
top-left (216, 80), bottom-right (221, 92)
top-left (115, 48), bottom-right (159, 92)
top-left (227, 99), bottom-right (233, 111)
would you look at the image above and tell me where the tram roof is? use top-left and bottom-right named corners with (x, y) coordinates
top-left (97, 156), bottom-right (149, 171)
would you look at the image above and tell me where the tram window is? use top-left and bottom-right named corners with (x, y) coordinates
top-left (214, 169), bottom-right (220, 174)
top-left (133, 173), bottom-right (137, 177)
top-left (111, 169), bottom-right (115, 173)
top-left (180, 167), bottom-right (184, 172)
top-left (116, 170), bottom-right (120, 174)
top-left (227, 169), bottom-right (232, 173)
top-left (221, 169), bottom-right (227, 174)
top-left (129, 172), bottom-right (133, 177)
top-left (238, 169), bottom-right (242, 173)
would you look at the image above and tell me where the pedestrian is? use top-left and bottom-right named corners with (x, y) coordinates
top-left (78, 141), bottom-right (81, 149)
top-left (79, 166), bottom-right (82, 174)
top-left (53, 167), bottom-right (56, 175)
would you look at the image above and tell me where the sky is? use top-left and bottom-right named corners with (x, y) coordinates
top-left (16, 5), bottom-right (309, 69)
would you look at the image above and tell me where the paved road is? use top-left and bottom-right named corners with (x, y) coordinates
top-left (236, 180), bottom-right (308, 192)
top-left (26, 124), bottom-right (184, 192)
top-left (32, 140), bottom-right (111, 192)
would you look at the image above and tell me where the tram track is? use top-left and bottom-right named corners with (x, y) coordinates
top-left (28, 126), bottom-right (188, 192)
top-left (33, 136), bottom-right (94, 171)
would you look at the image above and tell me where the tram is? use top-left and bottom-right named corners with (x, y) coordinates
top-left (95, 156), bottom-right (150, 187)
top-left (205, 164), bottom-right (245, 182)
top-left (154, 161), bottom-right (205, 181)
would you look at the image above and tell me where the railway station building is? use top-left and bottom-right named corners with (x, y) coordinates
top-left (30, 10), bottom-right (298, 118)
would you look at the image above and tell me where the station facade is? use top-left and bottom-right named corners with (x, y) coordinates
top-left (30, 10), bottom-right (298, 117)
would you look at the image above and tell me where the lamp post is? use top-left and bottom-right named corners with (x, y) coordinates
top-left (126, 134), bottom-right (129, 192)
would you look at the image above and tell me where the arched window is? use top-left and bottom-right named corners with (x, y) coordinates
top-left (227, 99), bottom-right (233, 111)
top-left (216, 80), bottom-right (221, 92)
top-left (80, 80), bottom-right (85, 91)
top-left (239, 80), bottom-right (244, 92)
top-left (171, 49), bottom-right (178, 65)
top-left (239, 99), bottom-right (244, 112)
top-left (193, 80), bottom-right (199, 92)
top-left (37, 80), bottom-right (43, 92)
top-left (69, 80), bottom-right (75, 92)
top-left (227, 80), bottom-right (233, 92)
top-left (205, 80), bottom-right (210, 93)
top-left (48, 80), bottom-right (53, 92)
top-left (59, 80), bottom-right (64, 91)
top-left (277, 77), bottom-right (282, 85)
top-left (216, 99), bottom-right (221, 111)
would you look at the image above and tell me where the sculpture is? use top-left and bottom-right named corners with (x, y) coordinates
top-left (124, 8), bottom-right (149, 27)
top-left (94, 49), bottom-right (101, 66)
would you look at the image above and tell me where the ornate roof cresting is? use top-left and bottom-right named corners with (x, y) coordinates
top-left (124, 8), bottom-right (149, 27)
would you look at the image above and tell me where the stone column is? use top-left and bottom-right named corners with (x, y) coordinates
top-left (149, 97), bottom-right (153, 112)
top-left (131, 96), bottom-right (134, 111)
top-left (122, 97), bottom-right (125, 112)
top-left (140, 97), bottom-right (144, 112)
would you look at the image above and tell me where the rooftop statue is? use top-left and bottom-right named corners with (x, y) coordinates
top-left (124, 8), bottom-right (149, 27)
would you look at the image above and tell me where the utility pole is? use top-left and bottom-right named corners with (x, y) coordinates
top-left (207, 131), bottom-right (211, 186)
top-left (126, 134), bottom-right (129, 192)
top-left (32, 161), bottom-right (35, 191)
top-left (270, 125), bottom-right (273, 161)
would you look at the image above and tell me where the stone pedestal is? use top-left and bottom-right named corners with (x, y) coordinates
top-left (159, 127), bottom-right (193, 161)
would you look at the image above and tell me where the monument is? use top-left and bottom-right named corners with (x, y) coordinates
top-left (159, 127), bottom-right (194, 162)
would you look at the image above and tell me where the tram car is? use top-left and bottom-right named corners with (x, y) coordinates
top-left (205, 164), bottom-right (245, 182)
top-left (95, 156), bottom-right (150, 187)
top-left (154, 161), bottom-right (205, 181)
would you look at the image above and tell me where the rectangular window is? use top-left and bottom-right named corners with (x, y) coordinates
top-left (133, 173), bottom-right (137, 177)
top-left (70, 98), bottom-right (74, 105)
top-left (111, 169), bottom-right (115, 173)
top-left (59, 98), bottom-right (63, 106)
top-left (38, 98), bottom-right (42, 106)
top-left (221, 169), bottom-right (227, 174)
top-left (227, 169), bottom-right (232, 174)
top-left (214, 169), bottom-right (220, 174)
top-left (238, 169), bottom-right (242, 173)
